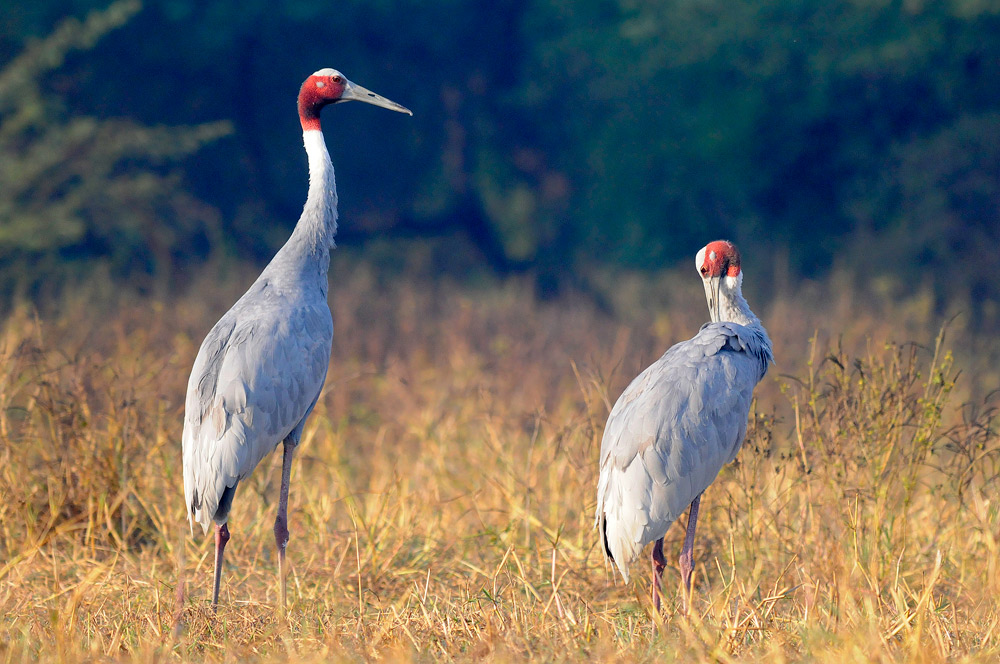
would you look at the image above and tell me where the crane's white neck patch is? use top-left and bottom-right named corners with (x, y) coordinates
top-left (299, 129), bottom-right (338, 247)
top-left (303, 130), bottom-right (333, 188)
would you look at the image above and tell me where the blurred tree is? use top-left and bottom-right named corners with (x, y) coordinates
top-left (514, 0), bottom-right (1000, 283)
top-left (0, 0), bottom-right (231, 299)
top-left (849, 111), bottom-right (1000, 315)
top-left (2, 0), bottom-right (999, 310)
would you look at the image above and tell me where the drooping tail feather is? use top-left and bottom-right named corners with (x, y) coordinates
top-left (602, 515), bottom-right (614, 563)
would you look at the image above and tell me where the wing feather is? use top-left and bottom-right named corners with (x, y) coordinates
top-left (182, 298), bottom-right (333, 534)
top-left (595, 321), bottom-right (771, 580)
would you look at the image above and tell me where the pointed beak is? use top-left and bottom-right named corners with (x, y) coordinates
top-left (339, 79), bottom-right (412, 115)
top-left (705, 276), bottom-right (722, 323)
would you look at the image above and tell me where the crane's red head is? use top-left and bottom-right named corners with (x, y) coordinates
top-left (298, 68), bottom-right (413, 132)
top-left (696, 240), bottom-right (741, 279)
top-left (298, 69), bottom-right (349, 131)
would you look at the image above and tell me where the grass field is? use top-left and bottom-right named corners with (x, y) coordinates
top-left (1, 257), bottom-right (999, 662)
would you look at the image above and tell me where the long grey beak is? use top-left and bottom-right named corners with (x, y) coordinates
top-left (711, 277), bottom-right (721, 322)
top-left (704, 276), bottom-right (722, 323)
top-left (339, 79), bottom-right (412, 115)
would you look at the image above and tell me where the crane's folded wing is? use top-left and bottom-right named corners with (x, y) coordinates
top-left (182, 303), bottom-right (333, 531)
top-left (594, 322), bottom-right (771, 570)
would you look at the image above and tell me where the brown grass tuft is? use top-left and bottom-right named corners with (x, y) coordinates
top-left (0, 258), bottom-right (998, 662)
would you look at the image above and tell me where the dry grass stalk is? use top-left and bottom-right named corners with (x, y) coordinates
top-left (0, 262), bottom-right (998, 662)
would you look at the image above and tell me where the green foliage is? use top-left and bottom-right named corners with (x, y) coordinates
top-left (790, 330), bottom-right (971, 505)
top-left (514, 0), bottom-right (1000, 279)
top-left (0, 0), bottom-right (231, 298)
top-left (2, 0), bottom-right (999, 309)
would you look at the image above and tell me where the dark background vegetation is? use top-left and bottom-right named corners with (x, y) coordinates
top-left (3, 6), bottom-right (1000, 659)
top-left (1, 0), bottom-right (999, 312)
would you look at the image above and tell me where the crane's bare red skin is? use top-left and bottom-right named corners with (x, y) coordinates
top-left (298, 74), bottom-right (347, 131)
top-left (700, 240), bottom-right (741, 278)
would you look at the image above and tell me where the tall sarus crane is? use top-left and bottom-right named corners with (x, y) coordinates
top-left (595, 240), bottom-right (773, 613)
top-left (182, 69), bottom-right (411, 608)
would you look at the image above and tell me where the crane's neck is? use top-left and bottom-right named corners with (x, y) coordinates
top-left (294, 129), bottom-right (339, 253)
top-left (259, 129), bottom-right (338, 294)
top-left (263, 129), bottom-right (337, 280)
top-left (703, 272), bottom-right (761, 328)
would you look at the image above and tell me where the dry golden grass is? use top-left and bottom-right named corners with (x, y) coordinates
top-left (0, 256), bottom-right (998, 662)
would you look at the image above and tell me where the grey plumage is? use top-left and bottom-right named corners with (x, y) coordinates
top-left (595, 240), bottom-right (772, 588)
top-left (180, 68), bottom-right (410, 607)
top-left (182, 281), bottom-right (333, 532)
top-left (182, 127), bottom-right (337, 535)
top-left (595, 321), bottom-right (772, 580)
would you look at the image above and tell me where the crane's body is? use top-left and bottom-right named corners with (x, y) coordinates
top-left (181, 69), bottom-right (410, 608)
top-left (183, 131), bottom-right (335, 536)
top-left (595, 320), bottom-right (771, 574)
top-left (594, 240), bottom-right (772, 612)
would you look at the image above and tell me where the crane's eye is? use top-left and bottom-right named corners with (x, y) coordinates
top-left (700, 267), bottom-right (708, 275)
top-left (332, 75), bottom-right (343, 84)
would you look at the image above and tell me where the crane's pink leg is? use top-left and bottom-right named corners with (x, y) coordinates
top-left (274, 440), bottom-right (296, 608)
top-left (678, 494), bottom-right (702, 615)
top-left (651, 537), bottom-right (667, 612)
top-left (211, 522), bottom-right (230, 609)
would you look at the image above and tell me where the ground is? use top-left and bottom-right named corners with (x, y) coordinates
top-left (1, 258), bottom-right (998, 662)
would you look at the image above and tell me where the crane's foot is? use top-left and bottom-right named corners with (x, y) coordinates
top-left (274, 516), bottom-right (289, 609)
top-left (678, 549), bottom-right (694, 616)
top-left (278, 549), bottom-right (287, 610)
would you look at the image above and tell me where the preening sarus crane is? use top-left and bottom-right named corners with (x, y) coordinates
top-left (595, 240), bottom-right (772, 613)
top-left (182, 69), bottom-right (411, 608)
